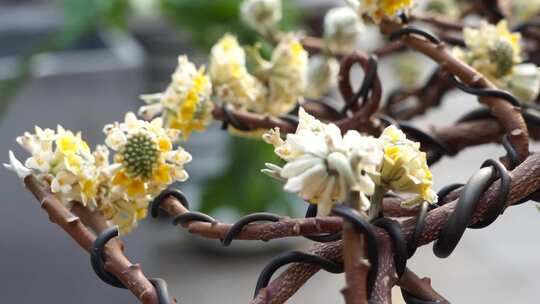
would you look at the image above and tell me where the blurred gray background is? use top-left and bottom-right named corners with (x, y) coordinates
top-left (0, 1), bottom-right (539, 303)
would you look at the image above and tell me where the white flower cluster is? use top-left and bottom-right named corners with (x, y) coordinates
top-left (512, 0), bottom-right (540, 24)
top-left (305, 55), bottom-right (340, 99)
top-left (263, 108), bottom-right (437, 215)
top-left (324, 6), bottom-right (364, 54)
top-left (7, 114), bottom-right (192, 234)
top-left (240, 0), bottom-right (282, 35)
top-left (454, 20), bottom-right (540, 102)
top-left (13, 126), bottom-right (102, 210)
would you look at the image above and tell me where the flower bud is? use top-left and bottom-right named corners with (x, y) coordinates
top-left (305, 55), bottom-right (339, 99)
top-left (240, 0), bottom-right (282, 34)
top-left (505, 64), bottom-right (540, 102)
top-left (489, 40), bottom-right (515, 77)
top-left (324, 6), bottom-right (363, 54)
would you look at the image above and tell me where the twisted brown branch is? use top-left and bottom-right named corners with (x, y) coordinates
top-left (249, 152), bottom-right (540, 304)
top-left (23, 175), bottom-right (170, 304)
top-left (381, 20), bottom-right (530, 161)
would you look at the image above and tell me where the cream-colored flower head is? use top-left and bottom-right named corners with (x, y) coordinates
top-left (15, 126), bottom-right (100, 210)
top-left (103, 113), bottom-right (191, 199)
top-left (100, 197), bottom-right (149, 235)
top-left (456, 20), bottom-right (522, 79)
top-left (424, 0), bottom-right (460, 19)
top-left (263, 108), bottom-right (383, 215)
top-left (267, 34), bottom-right (308, 116)
top-left (324, 6), bottom-right (363, 54)
top-left (503, 64), bottom-right (540, 102)
top-left (140, 55), bottom-right (214, 141)
top-left (305, 55), bottom-right (339, 99)
top-left (240, 0), bottom-right (282, 34)
top-left (347, 0), bottom-right (415, 23)
top-left (512, 0), bottom-right (540, 24)
top-left (454, 20), bottom-right (540, 102)
top-left (378, 125), bottom-right (437, 207)
top-left (393, 51), bottom-right (423, 88)
top-left (209, 34), bottom-right (267, 110)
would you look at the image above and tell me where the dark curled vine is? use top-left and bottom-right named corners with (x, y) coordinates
top-left (253, 251), bottom-right (344, 298)
top-left (338, 53), bottom-right (382, 119)
top-left (91, 227), bottom-right (172, 303)
top-left (278, 114), bottom-right (300, 127)
top-left (372, 218), bottom-right (407, 278)
top-left (398, 121), bottom-right (453, 156)
top-left (437, 183), bottom-right (464, 206)
top-left (173, 211), bottom-right (216, 226)
top-left (221, 213), bottom-right (281, 246)
top-left (304, 204), bottom-right (342, 243)
top-left (385, 68), bottom-right (444, 118)
top-left (513, 21), bottom-right (540, 32)
top-left (150, 189), bottom-right (189, 218)
top-left (389, 27), bottom-right (442, 45)
top-left (91, 226), bottom-right (126, 289)
top-left (407, 201), bottom-right (430, 258)
top-left (502, 134), bottom-right (520, 169)
top-left (448, 75), bottom-right (522, 107)
top-left (433, 159), bottom-right (511, 258)
top-left (332, 205), bottom-right (379, 298)
top-left (342, 55), bottom-right (379, 115)
top-left (220, 104), bottom-right (252, 131)
top-left (377, 114), bottom-right (451, 165)
top-left (456, 107), bottom-right (492, 124)
top-left (302, 98), bottom-right (344, 119)
top-left (149, 278), bottom-right (171, 304)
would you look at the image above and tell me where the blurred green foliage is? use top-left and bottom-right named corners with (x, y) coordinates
top-left (160, 0), bottom-right (302, 216)
top-left (0, 0), bottom-right (131, 117)
top-left (199, 136), bottom-right (294, 216)
top-left (160, 0), bottom-right (301, 48)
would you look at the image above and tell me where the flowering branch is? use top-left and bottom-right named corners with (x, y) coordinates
top-left (381, 20), bottom-right (531, 161)
top-left (23, 175), bottom-right (168, 304)
top-left (249, 152), bottom-right (540, 304)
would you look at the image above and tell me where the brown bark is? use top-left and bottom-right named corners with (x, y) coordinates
top-left (249, 152), bottom-right (540, 304)
top-left (24, 175), bottom-right (167, 304)
top-left (341, 222), bottom-right (369, 304)
top-left (381, 21), bottom-right (530, 161)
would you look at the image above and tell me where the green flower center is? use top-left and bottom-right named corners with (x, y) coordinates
top-left (489, 40), bottom-right (514, 77)
top-left (121, 133), bottom-right (158, 179)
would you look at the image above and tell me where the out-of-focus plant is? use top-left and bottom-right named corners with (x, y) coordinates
top-left (0, 0), bottom-right (131, 117)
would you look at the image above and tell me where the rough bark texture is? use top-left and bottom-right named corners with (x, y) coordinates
top-left (24, 175), bottom-right (166, 304)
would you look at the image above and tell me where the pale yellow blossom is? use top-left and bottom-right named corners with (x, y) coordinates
top-left (140, 56), bottom-right (214, 140)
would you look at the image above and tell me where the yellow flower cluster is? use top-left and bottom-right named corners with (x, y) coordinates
top-left (16, 126), bottom-right (101, 210)
top-left (104, 113), bottom-right (191, 199)
top-left (209, 34), bottom-right (267, 111)
top-left (12, 117), bottom-right (192, 234)
top-left (267, 34), bottom-right (308, 116)
top-left (209, 33), bottom-right (308, 118)
top-left (456, 21), bottom-right (522, 79)
top-left (99, 113), bottom-right (192, 233)
top-left (454, 20), bottom-right (540, 102)
top-left (140, 56), bottom-right (214, 141)
top-left (348, 0), bottom-right (415, 23)
top-left (377, 125), bottom-right (438, 206)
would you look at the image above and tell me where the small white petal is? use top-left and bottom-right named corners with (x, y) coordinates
top-left (4, 151), bottom-right (32, 180)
